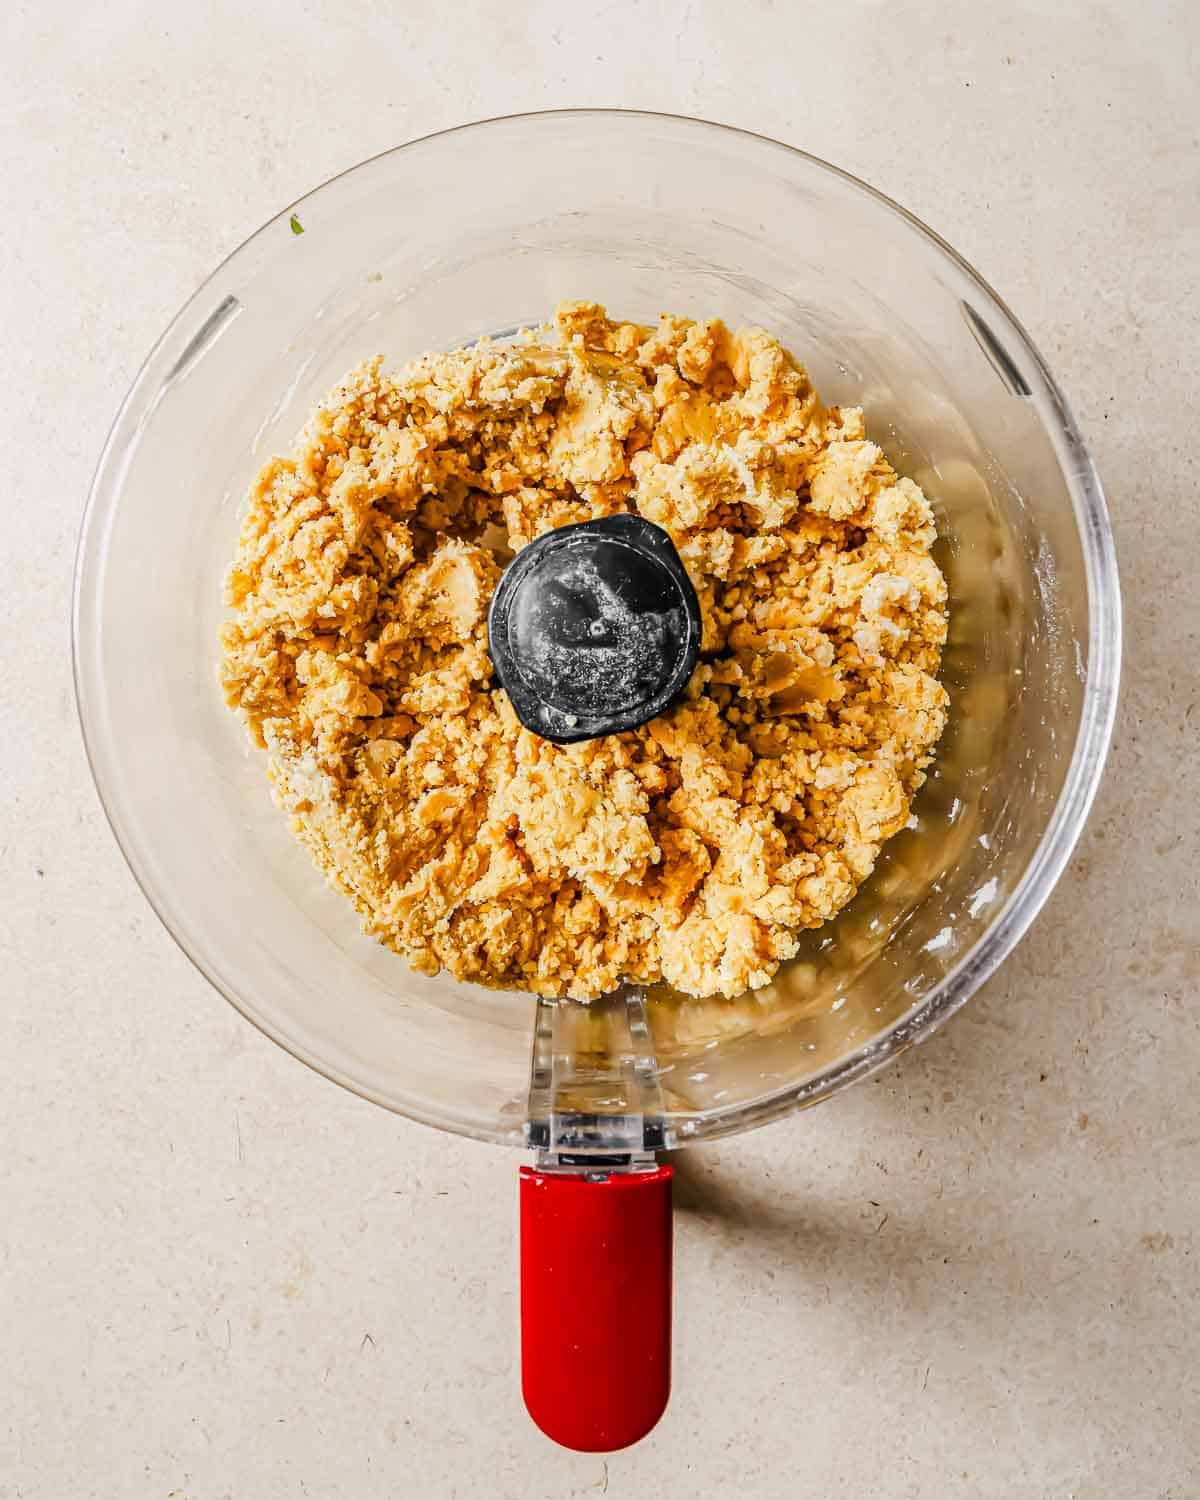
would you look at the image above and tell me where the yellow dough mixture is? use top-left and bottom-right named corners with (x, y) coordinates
top-left (221, 303), bottom-right (949, 1000)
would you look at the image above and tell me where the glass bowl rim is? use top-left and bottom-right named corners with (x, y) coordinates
top-left (72, 107), bottom-right (1122, 1146)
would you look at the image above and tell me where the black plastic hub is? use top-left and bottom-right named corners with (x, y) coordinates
top-left (487, 513), bottom-right (702, 744)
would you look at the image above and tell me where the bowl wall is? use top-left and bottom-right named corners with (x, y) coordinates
top-left (74, 113), bottom-right (1120, 1143)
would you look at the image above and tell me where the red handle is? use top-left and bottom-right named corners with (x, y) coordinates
top-left (519, 1164), bottom-right (673, 1451)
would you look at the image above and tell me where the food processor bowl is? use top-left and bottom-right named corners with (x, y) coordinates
top-left (73, 111), bottom-right (1120, 1448)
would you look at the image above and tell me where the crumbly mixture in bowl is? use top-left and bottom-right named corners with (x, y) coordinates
top-left (221, 303), bottom-right (948, 1000)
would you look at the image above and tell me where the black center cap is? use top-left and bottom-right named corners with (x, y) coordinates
top-left (487, 514), bottom-right (702, 744)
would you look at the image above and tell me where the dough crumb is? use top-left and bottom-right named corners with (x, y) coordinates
top-left (221, 304), bottom-right (948, 1000)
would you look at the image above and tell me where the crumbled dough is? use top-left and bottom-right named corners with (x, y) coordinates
top-left (221, 303), bottom-right (949, 1000)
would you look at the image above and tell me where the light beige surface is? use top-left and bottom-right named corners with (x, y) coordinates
top-left (2, 2), bottom-right (1197, 1496)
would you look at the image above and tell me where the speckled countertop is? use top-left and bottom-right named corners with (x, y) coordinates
top-left (4, 3), bottom-right (1198, 1496)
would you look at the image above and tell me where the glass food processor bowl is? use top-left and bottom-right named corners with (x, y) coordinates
top-left (74, 109), bottom-right (1120, 1153)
